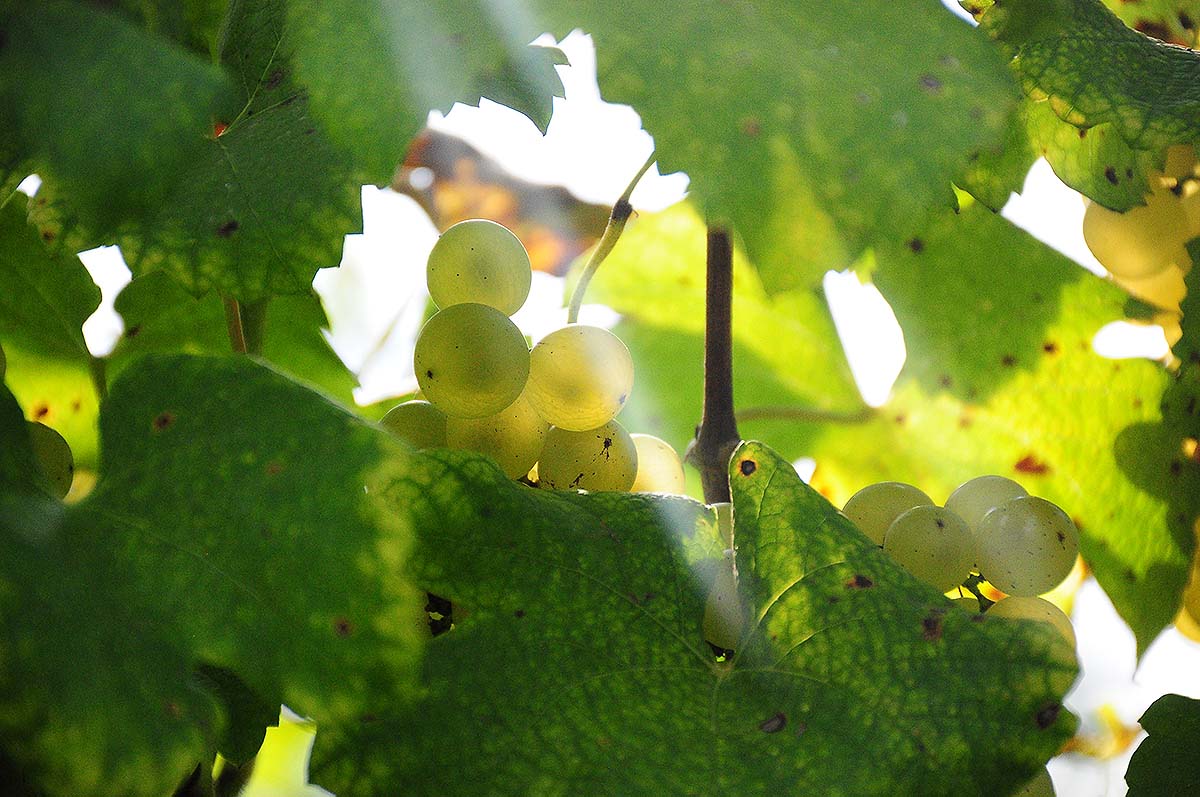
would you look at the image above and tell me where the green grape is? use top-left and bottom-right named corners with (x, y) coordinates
top-left (537, 419), bottom-right (637, 492)
top-left (988, 596), bottom-right (1076, 649)
top-left (630, 433), bottom-right (686, 494)
top-left (527, 325), bottom-right (633, 431)
top-left (976, 496), bottom-right (1079, 597)
top-left (1013, 767), bottom-right (1055, 797)
top-left (379, 400), bottom-right (446, 449)
top-left (945, 475), bottom-right (1028, 533)
top-left (702, 565), bottom-right (744, 653)
top-left (882, 505), bottom-right (975, 592)
top-left (842, 481), bottom-right (933, 545)
top-left (1083, 185), bottom-right (1190, 279)
top-left (446, 389), bottom-right (548, 479)
top-left (27, 420), bottom-right (73, 499)
top-left (1116, 262), bottom-right (1188, 312)
top-left (413, 303), bottom-right (530, 419)
top-left (426, 219), bottom-right (532, 315)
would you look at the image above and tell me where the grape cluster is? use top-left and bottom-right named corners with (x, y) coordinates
top-left (843, 475), bottom-right (1078, 646)
top-left (1082, 144), bottom-right (1196, 344)
top-left (381, 219), bottom-right (687, 495)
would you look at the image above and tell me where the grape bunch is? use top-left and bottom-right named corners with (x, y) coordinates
top-left (843, 475), bottom-right (1079, 647)
top-left (381, 219), bottom-right (687, 495)
top-left (1083, 144), bottom-right (1196, 345)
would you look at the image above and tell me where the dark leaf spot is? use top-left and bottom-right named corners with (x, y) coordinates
top-left (894, 413), bottom-right (907, 425)
top-left (1015, 454), bottom-right (1049, 475)
top-left (425, 369), bottom-right (434, 379)
top-left (1125, 167), bottom-right (1134, 179)
top-left (938, 374), bottom-right (953, 388)
top-left (1001, 354), bottom-right (1017, 367)
top-left (739, 459), bottom-right (757, 476)
top-left (1078, 128), bottom-right (1088, 139)
top-left (40, 229), bottom-right (55, 242)
top-left (759, 712), bottom-right (787, 733)
top-left (514, 609), bottom-right (525, 619)
top-left (152, 411), bottom-right (175, 431)
top-left (124, 323), bottom-right (142, 338)
top-left (1169, 460), bottom-right (1183, 476)
top-left (958, 415), bottom-right (973, 429)
top-left (919, 73), bottom-right (943, 93)
top-left (334, 617), bottom-right (353, 637)
top-left (740, 116), bottom-right (761, 136)
top-left (33, 403), bottom-right (49, 420)
top-left (845, 574), bottom-right (874, 590)
top-left (217, 220), bottom-right (239, 237)
top-left (1042, 341), bottom-right (1059, 354)
top-left (1035, 702), bottom-right (1061, 729)
top-left (1104, 166), bottom-right (1119, 185)
top-left (922, 612), bottom-right (943, 641)
top-left (265, 461), bottom-right (282, 476)
top-left (71, 399), bottom-right (81, 412)
top-left (265, 69), bottom-right (285, 89)
top-left (707, 641), bottom-right (735, 660)
top-left (907, 238), bottom-right (925, 253)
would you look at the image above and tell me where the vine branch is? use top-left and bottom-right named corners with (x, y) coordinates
top-left (687, 225), bottom-right (741, 504)
top-left (566, 150), bottom-right (657, 323)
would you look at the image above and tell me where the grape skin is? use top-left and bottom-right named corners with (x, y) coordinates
top-left (1083, 185), bottom-right (1190, 279)
top-left (882, 505), bottom-right (974, 593)
top-left (988, 596), bottom-right (1075, 649)
top-left (380, 400), bottom-right (446, 450)
top-left (538, 419), bottom-right (637, 492)
top-left (27, 420), bottom-right (73, 499)
top-left (630, 433), bottom-right (686, 494)
top-left (702, 565), bottom-right (743, 653)
top-left (413, 303), bottom-right (530, 419)
top-left (842, 481), bottom-right (933, 545)
top-left (426, 219), bottom-right (532, 316)
top-left (446, 390), bottom-right (547, 479)
top-left (945, 475), bottom-right (1027, 534)
top-left (976, 496), bottom-right (1078, 597)
top-left (527, 325), bottom-right (633, 431)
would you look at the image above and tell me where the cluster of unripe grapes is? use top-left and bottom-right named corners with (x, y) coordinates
top-left (380, 219), bottom-right (687, 495)
top-left (1083, 144), bottom-right (1196, 339)
top-left (843, 475), bottom-right (1079, 646)
top-left (2, 343), bottom-right (74, 501)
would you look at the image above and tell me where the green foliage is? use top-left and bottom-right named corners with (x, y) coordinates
top-left (1125, 693), bottom-right (1200, 794)
top-left (1102, 0), bottom-right (1200, 45)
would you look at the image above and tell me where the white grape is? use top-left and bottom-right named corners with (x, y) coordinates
top-left (630, 433), bottom-right (686, 494)
top-left (702, 565), bottom-right (743, 652)
top-left (446, 389), bottom-right (548, 479)
top-left (988, 596), bottom-right (1075, 649)
top-left (1083, 185), bottom-right (1190, 279)
top-left (976, 496), bottom-right (1079, 597)
top-left (945, 475), bottom-right (1028, 533)
top-left (413, 303), bottom-right (530, 419)
top-left (379, 400), bottom-right (446, 450)
top-left (527, 325), bottom-right (633, 431)
top-left (538, 420), bottom-right (637, 492)
top-left (842, 481), bottom-right (933, 545)
top-left (882, 505), bottom-right (975, 593)
top-left (426, 219), bottom-right (531, 315)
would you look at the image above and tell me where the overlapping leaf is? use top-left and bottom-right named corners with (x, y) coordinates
top-left (1125, 693), bottom-right (1200, 794)
top-left (314, 441), bottom-right (1075, 794)
top-left (1101, 0), bottom-right (1200, 47)
top-left (0, 356), bottom-right (425, 795)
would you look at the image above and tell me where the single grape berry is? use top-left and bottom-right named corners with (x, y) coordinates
top-left (630, 433), bottom-right (686, 494)
top-left (27, 420), bottom-right (73, 499)
top-left (380, 400), bottom-right (446, 450)
top-left (842, 481), bottom-right (933, 545)
top-left (413, 303), bottom-right (530, 419)
top-left (527, 325), bottom-right (634, 431)
top-left (446, 389), bottom-right (548, 479)
top-left (946, 475), bottom-right (1028, 534)
top-left (882, 505), bottom-right (975, 593)
top-left (538, 419), bottom-right (637, 492)
top-left (1082, 185), bottom-right (1190, 279)
top-left (426, 219), bottom-right (532, 316)
top-left (976, 495), bottom-right (1078, 597)
top-left (987, 596), bottom-right (1075, 649)
top-left (702, 565), bottom-right (744, 653)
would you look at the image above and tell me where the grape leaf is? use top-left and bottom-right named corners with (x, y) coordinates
top-left (1102, 0), bottom-right (1200, 47)
top-left (1125, 693), bottom-right (1200, 795)
top-left (807, 203), bottom-right (1196, 653)
top-left (0, 201), bottom-right (99, 362)
top-left (0, 356), bottom-right (424, 795)
top-left (971, 0), bottom-right (1200, 153)
top-left (524, 0), bottom-right (1016, 292)
top-left (0, 345), bottom-right (100, 471)
top-left (313, 440), bottom-right (1076, 794)
top-left (286, 0), bottom-right (567, 179)
top-left (585, 203), bottom-right (864, 470)
top-left (105, 0), bottom-right (230, 57)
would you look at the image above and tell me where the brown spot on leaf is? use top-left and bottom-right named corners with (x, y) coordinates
top-left (217, 219), bottom-right (239, 237)
top-left (265, 69), bottom-right (285, 90)
top-left (1104, 166), bottom-right (1119, 185)
top-left (907, 238), bottom-right (925, 253)
top-left (1015, 454), bottom-right (1049, 475)
top-left (1042, 341), bottom-right (1059, 354)
top-left (759, 712), bottom-right (787, 733)
top-left (1169, 460), bottom-right (1183, 476)
top-left (334, 617), bottom-right (354, 637)
top-left (740, 116), bottom-right (761, 136)
top-left (41, 229), bottom-right (54, 242)
top-left (265, 461), bottom-right (283, 476)
top-left (32, 403), bottom-right (49, 420)
top-left (922, 612), bottom-right (944, 641)
top-left (1035, 702), bottom-right (1061, 729)
top-left (514, 609), bottom-right (525, 619)
top-left (1001, 354), bottom-right (1017, 367)
top-left (739, 459), bottom-right (757, 476)
top-left (125, 324), bottom-right (142, 338)
top-left (919, 74), bottom-right (943, 93)
top-left (894, 413), bottom-right (907, 425)
top-left (152, 411), bottom-right (175, 431)
top-left (1078, 128), bottom-right (1087, 139)
top-left (938, 374), bottom-right (953, 388)
top-left (845, 574), bottom-right (874, 590)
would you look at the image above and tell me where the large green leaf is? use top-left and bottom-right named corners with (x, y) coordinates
top-left (808, 203), bottom-right (1196, 653)
top-left (0, 356), bottom-right (424, 794)
top-left (1101, 0), bottom-right (1200, 46)
top-left (315, 441), bottom-right (1075, 794)
top-left (971, 0), bottom-right (1200, 153)
top-left (0, 201), bottom-right (99, 362)
top-left (525, 1), bottom-right (1017, 292)
top-left (1125, 693), bottom-right (1200, 795)
top-left (286, 0), bottom-right (567, 180)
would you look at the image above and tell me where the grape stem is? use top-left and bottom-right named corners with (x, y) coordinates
top-left (686, 225), bottom-right (741, 504)
top-left (565, 150), bottom-right (657, 323)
